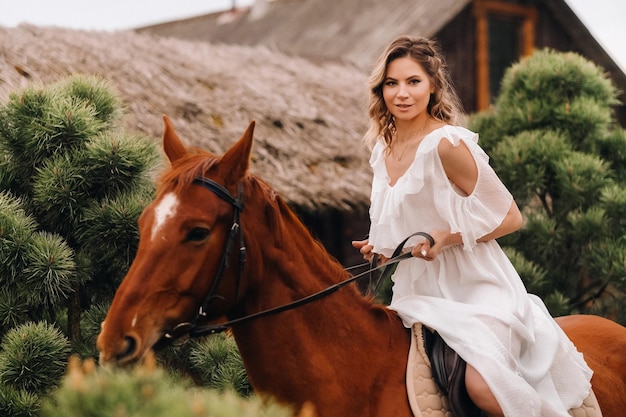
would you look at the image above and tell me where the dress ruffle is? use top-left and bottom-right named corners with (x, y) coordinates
top-left (368, 125), bottom-right (512, 255)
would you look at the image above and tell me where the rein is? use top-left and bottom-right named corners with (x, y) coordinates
top-left (163, 175), bottom-right (434, 340)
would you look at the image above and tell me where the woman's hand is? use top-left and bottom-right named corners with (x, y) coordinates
top-left (352, 239), bottom-right (375, 262)
top-left (411, 229), bottom-right (461, 261)
top-left (352, 239), bottom-right (389, 264)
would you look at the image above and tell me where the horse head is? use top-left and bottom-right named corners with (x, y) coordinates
top-left (97, 116), bottom-right (418, 417)
top-left (97, 115), bottom-right (255, 365)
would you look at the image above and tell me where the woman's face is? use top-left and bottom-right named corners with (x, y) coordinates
top-left (382, 56), bottom-right (434, 123)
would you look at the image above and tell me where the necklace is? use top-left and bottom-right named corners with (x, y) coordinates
top-left (390, 118), bottom-right (429, 162)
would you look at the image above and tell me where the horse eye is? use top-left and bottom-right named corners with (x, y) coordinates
top-left (186, 227), bottom-right (210, 242)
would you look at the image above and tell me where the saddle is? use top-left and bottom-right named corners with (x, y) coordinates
top-left (407, 324), bottom-right (604, 417)
top-left (421, 327), bottom-right (483, 417)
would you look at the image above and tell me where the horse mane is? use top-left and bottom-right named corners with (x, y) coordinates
top-left (157, 150), bottom-right (220, 191)
top-left (242, 175), bottom-right (405, 324)
top-left (244, 174), bottom-right (330, 262)
top-left (244, 176), bottom-right (404, 326)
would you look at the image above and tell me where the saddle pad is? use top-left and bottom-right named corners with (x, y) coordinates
top-left (407, 323), bottom-right (603, 417)
top-left (406, 323), bottom-right (452, 417)
top-left (568, 389), bottom-right (603, 417)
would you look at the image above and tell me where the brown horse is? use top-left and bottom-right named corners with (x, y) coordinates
top-left (97, 116), bottom-right (626, 417)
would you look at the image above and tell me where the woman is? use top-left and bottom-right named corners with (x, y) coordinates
top-left (352, 35), bottom-right (592, 417)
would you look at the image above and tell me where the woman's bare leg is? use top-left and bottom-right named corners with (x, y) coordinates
top-left (465, 364), bottom-right (504, 417)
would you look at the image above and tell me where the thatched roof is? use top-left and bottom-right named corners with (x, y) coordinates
top-left (138, 0), bottom-right (471, 69)
top-left (0, 25), bottom-right (372, 212)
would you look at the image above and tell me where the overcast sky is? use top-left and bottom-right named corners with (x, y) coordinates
top-left (0, 1), bottom-right (254, 30)
top-left (0, 0), bottom-right (624, 72)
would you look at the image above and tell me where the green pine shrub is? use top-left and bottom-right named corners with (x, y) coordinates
top-left (22, 232), bottom-right (76, 310)
top-left (0, 81), bottom-right (112, 196)
top-left (80, 132), bottom-right (158, 196)
top-left (0, 192), bottom-right (36, 281)
top-left (41, 357), bottom-right (292, 417)
top-left (597, 128), bottom-right (626, 181)
top-left (75, 189), bottom-right (155, 293)
top-left (60, 76), bottom-right (120, 125)
top-left (0, 288), bottom-right (29, 331)
top-left (74, 303), bottom-right (109, 360)
top-left (189, 334), bottom-right (252, 396)
top-left (0, 384), bottom-right (40, 417)
top-left (492, 50), bottom-right (618, 142)
top-left (0, 75), bottom-right (159, 343)
top-left (0, 322), bottom-right (70, 394)
top-left (0, 76), bottom-right (159, 414)
top-left (0, 193), bottom-right (76, 333)
top-left (469, 49), bottom-right (626, 321)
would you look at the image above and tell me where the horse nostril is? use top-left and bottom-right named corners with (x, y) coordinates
top-left (117, 335), bottom-right (138, 362)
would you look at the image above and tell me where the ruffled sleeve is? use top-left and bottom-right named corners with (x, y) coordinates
top-left (432, 127), bottom-right (513, 250)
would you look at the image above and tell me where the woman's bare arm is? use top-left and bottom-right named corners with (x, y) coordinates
top-left (412, 140), bottom-right (522, 260)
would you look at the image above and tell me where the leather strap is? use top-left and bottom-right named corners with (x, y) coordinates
top-left (372, 231), bottom-right (435, 294)
top-left (422, 327), bottom-right (483, 417)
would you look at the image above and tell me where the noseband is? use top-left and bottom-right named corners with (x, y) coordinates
top-left (163, 175), bottom-right (246, 340)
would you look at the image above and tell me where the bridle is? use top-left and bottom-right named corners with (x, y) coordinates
top-left (163, 175), bottom-right (434, 340)
top-left (163, 175), bottom-right (246, 340)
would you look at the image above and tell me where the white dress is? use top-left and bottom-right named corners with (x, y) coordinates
top-left (368, 125), bottom-right (592, 417)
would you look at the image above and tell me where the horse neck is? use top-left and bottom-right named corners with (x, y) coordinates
top-left (234, 177), bottom-right (402, 344)
top-left (231, 181), bottom-right (409, 413)
top-left (240, 179), bottom-right (356, 303)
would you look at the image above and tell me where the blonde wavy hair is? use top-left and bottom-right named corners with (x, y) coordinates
top-left (363, 35), bottom-right (463, 148)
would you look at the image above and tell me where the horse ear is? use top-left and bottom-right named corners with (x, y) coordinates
top-left (220, 120), bottom-right (255, 181)
top-left (162, 115), bottom-right (187, 163)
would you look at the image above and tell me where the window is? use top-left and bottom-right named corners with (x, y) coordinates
top-left (474, 0), bottom-right (537, 109)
